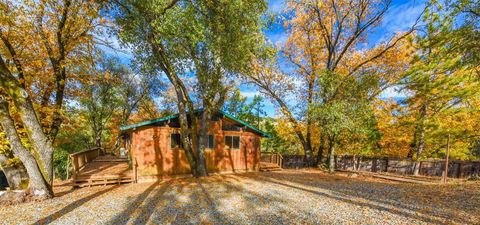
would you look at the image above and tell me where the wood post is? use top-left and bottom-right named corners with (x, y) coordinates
top-left (133, 159), bottom-right (138, 183)
top-left (443, 134), bottom-right (451, 183)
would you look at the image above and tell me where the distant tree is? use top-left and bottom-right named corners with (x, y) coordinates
top-left (261, 118), bottom-right (299, 154)
top-left (80, 58), bottom-right (123, 148)
top-left (403, 1), bottom-right (480, 175)
top-left (247, 0), bottom-right (420, 167)
top-left (224, 89), bottom-right (266, 127)
top-left (312, 71), bottom-right (380, 172)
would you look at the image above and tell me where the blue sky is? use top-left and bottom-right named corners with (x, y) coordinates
top-left (102, 0), bottom-right (426, 118)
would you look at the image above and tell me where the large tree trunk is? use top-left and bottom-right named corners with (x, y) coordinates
top-left (407, 125), bottom-right (419, 159)
top-left (304, 135), bottom-right (314, 166)
top-left (196, 110), bottom-right (209, 177)
top-left (327, 135), bottom-right (336, 172)
top-left (316, 134), bottom-right (325, 166)
top-left (0, 154), bottom-right (29, 190)
top-left (0, 57), bottom-right (55, 184)
top-left (0, 99), bottom-right (53, 198)
top-left (305, 79), bottom-right (315, 166)
top-left (95, 128), bottom-right (103, 148)
top-left (302, 141), bottom-right (313, 166)
top-left (413, 103), bottom-right (428, 176)
top-left (177, 101), bottom-right (199, 177)
top-left (148, 37), bottom-right (200, 177)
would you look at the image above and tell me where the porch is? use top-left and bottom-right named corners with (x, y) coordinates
top-left (70, 148), bottom-right (136, 187)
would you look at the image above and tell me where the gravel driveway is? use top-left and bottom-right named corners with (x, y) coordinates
top-left (1, 170), bottom-right (479, 225)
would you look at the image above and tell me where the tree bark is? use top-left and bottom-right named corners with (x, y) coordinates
top-left (305, 76), bottom-right (315, 166)
top-left (196, 110), bottom-right (209, 177)
top-left (0, 56), bottom-right (55, 184)
top-left (316, 134), bottom-right (325, 167)
top-left (327, 135), bottom-right (336, 172)
top-left (95, 129), bottom-right (103, 148)
top-left (0, 153), bottom-right (29, 190)
top-left (0, 99), bottom-right (53, 198)
top-left (407, 126), bottom-right (418, 159)
top-left (413, 103), bottom-right (428, 176)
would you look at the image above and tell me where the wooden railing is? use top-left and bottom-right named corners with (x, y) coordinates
top-left (260, 152), bottom-right (283, 168)
top-left (69, 147), bottom-right (104, 183)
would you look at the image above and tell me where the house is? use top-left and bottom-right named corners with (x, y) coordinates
top-left (119, 110), bottom-right (270, 182)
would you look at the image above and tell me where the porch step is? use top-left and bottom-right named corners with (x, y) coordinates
top-left (73, 176), bottom-right (134, 187)
top-left (260, 162), bottom-right (282, 172)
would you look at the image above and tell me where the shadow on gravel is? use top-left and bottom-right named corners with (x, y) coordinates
top-left (54, 188), bottom-right (76, 197)
top-left (251, 171), bottom-right (476, 224)
top-left (200, 175), bottom-right (306, 224)
top-left (34, 185), bottom-right (121, 225)
top-left (105, 175), bottom-right (304, 224)
top-left (197, 182), bottom-right (230, 223)
top-left (106, 181), bottom-right (170, 225)
top-left (130, 178), bottom-right (233, 224)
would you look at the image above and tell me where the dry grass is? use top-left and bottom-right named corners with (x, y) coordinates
top-left (1, 169), bottom-right (479, 225)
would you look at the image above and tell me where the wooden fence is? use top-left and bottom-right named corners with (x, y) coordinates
top-left (69, 147), bottom-right (104, 182)
top-left (335, 155), bottom-right (480, 178)
top-left (281, 155), bottom-right (310, 168)
top-left (275, 154), bottom-right (480, 178)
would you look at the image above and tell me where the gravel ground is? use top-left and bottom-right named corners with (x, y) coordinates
top-left (1, 169), bottom-right (479, 225)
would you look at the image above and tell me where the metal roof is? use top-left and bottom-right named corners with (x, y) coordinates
top-left (120, 110), bottom-right (271, 138)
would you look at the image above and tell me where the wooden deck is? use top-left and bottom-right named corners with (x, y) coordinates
top-left (70, 149), bottom-right (135, 187)
top-left (259, 162), bottom-right (282, 172)
top-left (260, 153), bottom-right (283, 172)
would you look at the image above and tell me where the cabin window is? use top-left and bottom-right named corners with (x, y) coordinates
top-left (224, 135), bottom-right (240, 150)
top-left (170, 133), bottom-right (182, 149)
top-left (207, 135), bottom-right (215, 149)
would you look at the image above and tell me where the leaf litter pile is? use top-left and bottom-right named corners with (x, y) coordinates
top-left (1, 170), bottom-right (479, 225)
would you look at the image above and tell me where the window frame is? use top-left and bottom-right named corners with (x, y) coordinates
top-left (224, 135), bottom-right (240, 150)
top-left (170, 133), bottom-right (183, 150)
top-left (207, 135), bottom-right (215, 149)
